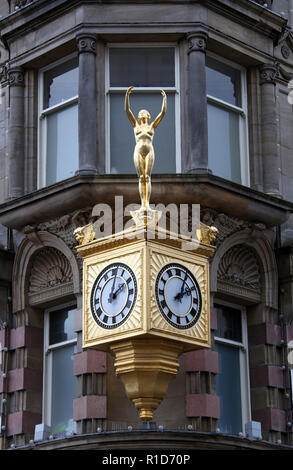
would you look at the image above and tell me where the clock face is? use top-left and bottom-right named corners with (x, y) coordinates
top-left (90, 262), bottom-right (137, 329)
top-left (155, 263), bottom-right (202, 330)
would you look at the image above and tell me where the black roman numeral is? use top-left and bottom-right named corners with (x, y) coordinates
top-left (167, 309), bottom-right (173, 319)
top-left (95, 307), bottom-right (102, 317)
top-left (190, 307), bottom-right (197, 318)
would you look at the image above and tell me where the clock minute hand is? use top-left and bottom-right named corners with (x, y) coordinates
top-left (174, 272), bottom-right (188, 302)
top-left (113, 282), bottom-right (125, 299)
top-left (108, 272), bottom-right (118, 303)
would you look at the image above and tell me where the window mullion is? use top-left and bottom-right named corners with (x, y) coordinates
top-left (41, 95), bottom-right (78, 118)
top-left (207, 94), bottom-right (245, 116)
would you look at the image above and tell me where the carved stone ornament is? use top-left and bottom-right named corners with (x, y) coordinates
top-left (187, 31), bottom-right (208, 54)
top-left (8, 68), bottom-right (25, 87)
top-left (217, 244), bottom-right (261, 302)
top-left (77, 35), bottom-right (97, 55)
top-left (281, 45), bottom-right (291, 60)
top-left (28, 247), bottom-right (73, 305)
top-left (38, 214), bottom-right (78, 249)
top-left (259, 63), bottom-right (278, 85)
top-left (200, 208), bottom-right (253, 246)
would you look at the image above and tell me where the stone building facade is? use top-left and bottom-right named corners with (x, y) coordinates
top-left (0, 0), bottom-right (293, 450)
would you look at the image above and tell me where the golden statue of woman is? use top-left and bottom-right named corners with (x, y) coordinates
top-left (125, 86), bottom-right (167, 213)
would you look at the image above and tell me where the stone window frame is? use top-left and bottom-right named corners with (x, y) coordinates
top-left (104, 42), bottom-right (181, 174)
top-left (42, 300), bottom-right (78, 435)
top-left (206, 51), bottom-right (250, 187)
top-left (213, 298), bottom-right (252, 435)
top-left (37, 52), bottom-right (79, 189)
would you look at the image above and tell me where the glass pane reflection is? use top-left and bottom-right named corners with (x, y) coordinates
top-left (206, 58), bottom-right (241, 107)
top-left (49, 306), bottom-right (76, 345)
top-left (207, 103), bottom-right (241, 184)
top-left (51, 344), bottom-right (76, 435)
top-left (46, 104), bottom-right (78, 186)
top-left (44, 59), bottom-right (78, 108)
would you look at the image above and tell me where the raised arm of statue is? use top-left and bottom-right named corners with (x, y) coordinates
top-left (152, 90), bottom-right (167, 129)
top-left (125, 86), bottom-right (137, 128)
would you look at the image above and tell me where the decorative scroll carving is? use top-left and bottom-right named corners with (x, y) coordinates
top-left (259, 63), bottom-right (278, 85)
top-left (187, 31), bottom-right (208, 54)
top-left (201, 209), bottom-right (253, 246)
top-left (37, 214), bottom-right (78, 249)
top-left (218, 245), bottom-right (260, 291)
top-left (77, 35), bottom-right (97, 55)
top-left (8, 68), bottom-right (24, 87)
top-left (36, 209), bottom-right (95, 283)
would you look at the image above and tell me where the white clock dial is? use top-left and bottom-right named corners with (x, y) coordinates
top-left (155, 263), bottom-right (202, 330)
top-left (90, 263), bottom-right (137, 329)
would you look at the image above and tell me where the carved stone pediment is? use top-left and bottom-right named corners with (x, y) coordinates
top-left (217, 244), bottom-right (261, 302)
top-left (28, 247), bottom-right (73, 305)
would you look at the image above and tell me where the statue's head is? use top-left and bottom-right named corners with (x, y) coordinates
top-left (138, 109), bottom-right (151, 124)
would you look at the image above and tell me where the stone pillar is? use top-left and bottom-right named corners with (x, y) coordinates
top-left (259, 63), bottom-right (281, 196)
top-left (8, 67), bottom-right (25, 198)
top-left (76, 34), bottom-right (98, 175)
top-left (185, 28), bottom-right (210, 174)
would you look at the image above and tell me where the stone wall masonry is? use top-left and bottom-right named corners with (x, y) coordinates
top-left (73, 347), bottom-right (107, 433)
top-left (6, 410), bottom-right (41, 437)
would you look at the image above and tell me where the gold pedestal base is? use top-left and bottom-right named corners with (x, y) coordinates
top-left (110, 338), bottom-right (183, 421)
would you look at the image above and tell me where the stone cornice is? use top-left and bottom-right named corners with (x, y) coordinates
top-left (0, 174), bottom-right (292, 231)
top-left (0, 0), bottom-right (286, 47)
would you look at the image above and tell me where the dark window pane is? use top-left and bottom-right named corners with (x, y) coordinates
top-left (215, 342), bottom-right (242, 435)
top-left (49, 306), bottom-right (76, 345)
top-left (109, 48), bottom-right (175, 87)
top-left (206, 58), bottom-right (241, 107)
top-left (214, 304), bottom-right (242, 342)
top-left (44, 58), bottom-right (78, 108)
top-left (51, 344), bottom-right (76, 436)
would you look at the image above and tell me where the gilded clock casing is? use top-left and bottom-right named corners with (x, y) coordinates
top-left (79, 229), bottom-right (212, 351)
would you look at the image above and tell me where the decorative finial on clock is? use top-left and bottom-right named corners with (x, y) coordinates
top-left (125, 86), bottom-right (166, 227)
